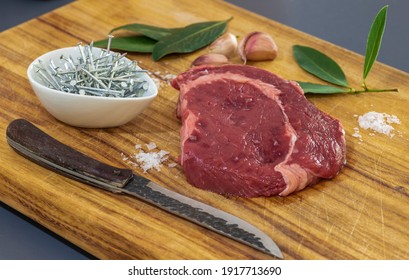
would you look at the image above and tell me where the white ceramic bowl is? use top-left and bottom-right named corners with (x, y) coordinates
top-left (27, 47), bottom-right (158, 128)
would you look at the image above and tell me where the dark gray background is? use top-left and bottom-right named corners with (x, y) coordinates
top-left (1, 0), bottom-right (408, 260)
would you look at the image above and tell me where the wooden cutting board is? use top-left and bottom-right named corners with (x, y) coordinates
top-left (1, 0), bottom-right (408, 259)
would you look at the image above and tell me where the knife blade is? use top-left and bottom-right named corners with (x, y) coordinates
top-left (6, 119), bottom-right (283, 259)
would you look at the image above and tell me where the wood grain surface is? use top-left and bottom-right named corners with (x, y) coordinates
top-left (1, 0), bottom-right (408, 259)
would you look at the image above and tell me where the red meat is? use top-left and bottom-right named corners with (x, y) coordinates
top-left (171, 65), bottom-right (346, 197)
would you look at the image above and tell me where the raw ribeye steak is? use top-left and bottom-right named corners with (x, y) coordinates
top-left (171, 65), bottom-right (346, 197)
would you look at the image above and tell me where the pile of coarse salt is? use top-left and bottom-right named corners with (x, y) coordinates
top-left (135, 61), bottom-right (177, 89)
top-left (150, 70), bottom-right (177, 89)
top-left (121, 142), bottom-right (177, 173)
top-left (353, 111), bottom-right (401, 141)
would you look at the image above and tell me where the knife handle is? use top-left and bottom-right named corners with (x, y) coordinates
top-left (6, 119), bottom-right (133, 193)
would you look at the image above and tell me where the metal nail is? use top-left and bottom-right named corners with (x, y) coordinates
top-left (33, 37), bottom-right (150, 98)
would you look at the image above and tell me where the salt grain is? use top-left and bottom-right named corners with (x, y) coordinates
top-left (352, 127), bottom-right (363, 141)
top-left (146, 142), bottom-right (157, 150)
top-left (167, 163), bottom-right (178, 168)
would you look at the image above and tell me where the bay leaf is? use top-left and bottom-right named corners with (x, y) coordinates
top-left (293, 45), bottom-right (349, 87)
top-left (363, 5), bottom-right (388, 81)
top-left (297, 82), bottom-right (348, 94)
top-left (110, 23), bottom-right (180, 41)
top-left (94, 36), bottom-right (156, 53)
top-left (152, 19), bottom-right (230, 61)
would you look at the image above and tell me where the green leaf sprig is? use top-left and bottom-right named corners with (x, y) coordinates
top-left (94, 19), bottom-right (231, 61)
top-left (293, 5), bottom-right (398, 95)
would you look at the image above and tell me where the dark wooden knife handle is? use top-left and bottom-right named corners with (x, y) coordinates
top-left (6, 119), bottom-right (133, 192)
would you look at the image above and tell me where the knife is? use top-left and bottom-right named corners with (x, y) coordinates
top-left (6, 118), bottom-right (283, 259)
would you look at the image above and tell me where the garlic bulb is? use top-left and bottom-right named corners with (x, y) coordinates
top-left (238, 31), bottom-right (278, 63)
top-left (191, 53), bottom-right (230, 67)
top-left (208, 32), bottom-right (238, 58)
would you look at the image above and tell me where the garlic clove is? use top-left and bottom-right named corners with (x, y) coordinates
top-left (238, 31), bottom-right (278, 63)
top-left (208, 32), bottom-right (238, 58)
top-left (191, 53), bottom-right (230, 67)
